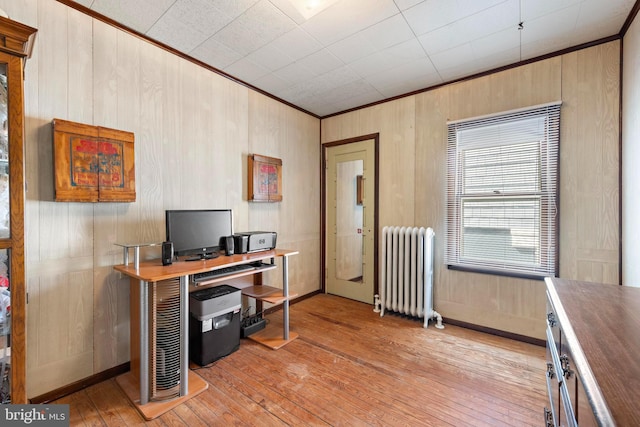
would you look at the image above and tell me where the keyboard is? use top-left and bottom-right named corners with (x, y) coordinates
top-left (191, 264), bottom-right (255, 284)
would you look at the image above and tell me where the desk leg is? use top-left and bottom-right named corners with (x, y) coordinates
top-left (283, 255), bottom-right (290, 341)
top-left (179, 275), bottom-right (189, 396)
top-left (139, 280), bottom-right (149, 405)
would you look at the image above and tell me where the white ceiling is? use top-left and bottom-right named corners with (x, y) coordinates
top-left (70, 0), bottom-right (636, 117)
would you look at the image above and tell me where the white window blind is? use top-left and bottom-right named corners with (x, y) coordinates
top-left (445, 102), bottom-right (561, 278)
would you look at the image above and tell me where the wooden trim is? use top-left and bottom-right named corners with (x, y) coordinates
top-left (3, 51), bottom-right (27, 404)
top-left (0, 16), bottom-right (37, 58)
top-left (443, 317), bottom-right (546, 347)
top-left (29, 363), bottom-right (131, 404)
top-left (620, 36), bottom-right (625, 285)
top-left (620, 0), bottom-right (640, 37)
top-left (321, 134), bottom-right (380, 296)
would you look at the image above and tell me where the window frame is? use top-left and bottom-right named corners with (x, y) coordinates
top-left (445, 102), bottom-right (561, 280)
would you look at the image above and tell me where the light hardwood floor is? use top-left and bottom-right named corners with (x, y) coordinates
top-left (54, 294), bottom-right (547, 426)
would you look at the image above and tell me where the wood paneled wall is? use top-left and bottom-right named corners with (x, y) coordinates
top-left (2, 0), bottom-right (320, 398)
top-left (322, 42), bottom-right (620, 341)
top-left (623, 12), bottom-right (640, 287)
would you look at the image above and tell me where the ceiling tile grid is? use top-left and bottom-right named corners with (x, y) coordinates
top-left (72, 0), bottom-right (635, 116)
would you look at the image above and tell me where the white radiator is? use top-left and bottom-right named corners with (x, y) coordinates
top-left (379, 226), bottom-right (443, 329)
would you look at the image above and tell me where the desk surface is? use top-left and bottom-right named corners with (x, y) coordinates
top-left (114, 249), bottom-right (298, 282)
top-left (546, 277), bottom-right (640, 426)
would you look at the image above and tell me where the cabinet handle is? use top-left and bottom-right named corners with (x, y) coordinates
top-left (544, 407), bottom-right (554, 427)
top-left (547, 312), bottom-right (557, 327)
top-left (560, 354), bottom-right (574, 379)
top-left (546, 362), bottom-right (555, 379)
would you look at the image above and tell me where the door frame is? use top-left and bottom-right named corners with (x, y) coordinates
top-left (321, 133), bottom-right (380, 298)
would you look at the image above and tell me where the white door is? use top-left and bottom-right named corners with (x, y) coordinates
top-left (326, 138), bottom-right (375, 304)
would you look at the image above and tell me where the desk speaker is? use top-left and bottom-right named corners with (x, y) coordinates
top-left (162, 241), bottom-right (173, 265)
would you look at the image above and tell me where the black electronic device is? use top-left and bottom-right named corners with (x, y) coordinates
top-left (189, 285), bottom-right (241, 366)
top-left (161, 241), bottom-right (173, 265)
top-left (224, 235), bottom-right (234, 256)
top-left (233, 231), bottom-right (277, 254)
top-left (165, 209), bottom-right (233, 261)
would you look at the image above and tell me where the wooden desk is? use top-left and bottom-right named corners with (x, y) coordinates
top-left (114, 249), bottom-right (298, 420)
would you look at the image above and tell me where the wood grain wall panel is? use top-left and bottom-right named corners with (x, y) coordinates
top-left (138, 37), bottom-right (165, 244)
top-left (28, 272), bottom-right (93, 398)
top-left (622, 10), bottom-right (640, 286)
top-left (560, 42), bottom-right (620, 284)
top-left (248, 92), bottom-right (320, 299)
top-left (415, 87), bottom-right (449, 302)
top-left (13, 0), bottom-right (320, 397)
top-left (323, 99), bottom-right (417, 228)
top-left (323, 43), bottom-right (617, 340)
top-left (90, 20), bottom-right (132, 377)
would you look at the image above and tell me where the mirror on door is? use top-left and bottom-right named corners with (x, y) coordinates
top-left (335, 159), bottom-right (363, 283)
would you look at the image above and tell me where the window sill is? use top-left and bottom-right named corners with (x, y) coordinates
top-left (446, 264), bottom-right (552, 281)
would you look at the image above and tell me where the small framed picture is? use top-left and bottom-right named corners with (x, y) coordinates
top-left (248, 154), bottom-right (282, 202)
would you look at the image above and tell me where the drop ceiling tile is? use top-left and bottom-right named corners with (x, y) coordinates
top-left (417, 0), bottom-right (519, 56)
top-left (267, 28), bottom-right (323, 61)
top-left (366, 57), bottom-right (442, 96)
top-left (327, 32), bottom-right (379, 64)
top-left (296, 49), bottom-right (344, 76)
top-left (223, 57), bottom-right (270, 82)
top-left (90, 0), bottom-right (175, 33)
top-left (147, 19), bottom-right (212, 53)
top-left (252, 72), bottom-right (291, 94)
top-left (246, 44), bottom-right (295, 72)
top-left (190, 37), bottom-right (243, 69)
top-left (521, 0), bottom-right (582, 21)
top-left (471, 26), bottom-right (520, 59)
top-left (349, 39), bottom-right (431, 78)
top-left (212, 0), bottom-right (296, 56)
top-left (471, 46), bottom-right (521, 72)
top-left (209, 0), bottom-right (260, 17)
top-left (273, 61), bottom-right (319, 86)
top-left (147, 0), bottom-right (252, 52)
top-left (301, 0), bottom-right (399, 45)
top-left (329, 12), bottom-right (415, 63)
top-left (519, 4), bottom-right (582, 57)
top-left (279, 66), bottom-right (361, 103)
top-left (577, 0), bottom-right (636, 29)
top-left (404, 0), bottom-right (506, 36)
top-left (395, 0), bottom-right (426, 11)
top-left (429, 43), bottom-right (475, 72)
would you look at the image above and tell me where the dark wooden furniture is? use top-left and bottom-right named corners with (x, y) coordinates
top-left (0, 15), bottom-right (37, 404)
top-left (113, 249), bottom-right (298, 419)
top-left (544, 277), bottom-right (640, 426)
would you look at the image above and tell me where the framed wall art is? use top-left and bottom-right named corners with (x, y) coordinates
top-left (248, 154), bottom-right (282, 202)
top-left (52, 118), bottom-right (136, 202)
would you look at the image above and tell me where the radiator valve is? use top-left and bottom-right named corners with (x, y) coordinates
top-left (373, 294), bottom-right (380, 313)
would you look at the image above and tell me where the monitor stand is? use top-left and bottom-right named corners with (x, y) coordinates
top-left (185, 253), bottom-right (219, 262)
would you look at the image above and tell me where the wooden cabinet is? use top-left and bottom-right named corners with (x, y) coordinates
top-left (0, 16), bottom-right (37, 405)
top-left (52, 118), bottom-right (136, 202)
top-left (544, 278), bottom-right (640, 426)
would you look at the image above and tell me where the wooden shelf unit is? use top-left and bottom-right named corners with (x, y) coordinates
top-left (241, 285), bottom-right (299, 349)
top-left (113, 248), bottom-right (299, 420)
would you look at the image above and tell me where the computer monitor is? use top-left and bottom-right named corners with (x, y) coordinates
top-left (165, 209), bottom-right (233, 261)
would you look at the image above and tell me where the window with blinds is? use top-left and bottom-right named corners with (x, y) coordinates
top-left (445, 102), bottom-right (561, 278)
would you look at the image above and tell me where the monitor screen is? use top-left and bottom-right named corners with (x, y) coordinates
top-left (165, 209), bottom-right (233, 260)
